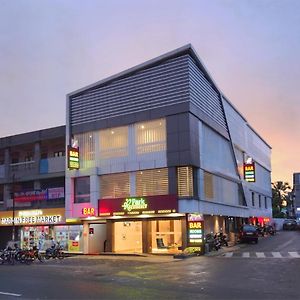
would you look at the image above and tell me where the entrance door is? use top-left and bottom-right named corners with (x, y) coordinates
top-left (113, 221), bottom-right (142, 253)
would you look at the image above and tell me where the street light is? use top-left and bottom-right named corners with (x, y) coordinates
top-left (11, 173), bottom-right (15, 242)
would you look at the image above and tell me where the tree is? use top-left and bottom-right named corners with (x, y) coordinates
top-left (272, 181), bottom-right (291, 218)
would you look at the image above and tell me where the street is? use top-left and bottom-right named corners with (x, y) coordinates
top-left (0, 230), bottom-right (299, 299)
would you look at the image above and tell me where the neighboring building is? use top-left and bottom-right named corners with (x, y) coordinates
top-left (65, 44), bottom-right (272, 255)
top-left (0, 126), bottom-right (82, 252)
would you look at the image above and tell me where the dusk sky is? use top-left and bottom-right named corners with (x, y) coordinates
top-left (0, 0), bottom-right (299, 184)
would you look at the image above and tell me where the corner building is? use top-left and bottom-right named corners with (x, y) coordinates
top-left (66, 44), bottom-right (272, 254)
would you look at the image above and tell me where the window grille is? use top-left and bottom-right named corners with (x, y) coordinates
top-left (177, 167), bottom-right (194, 197)
top-left (73, 132), bottom-right (95, 169)
top-left (136, 168), bottom-right (168, 196)
top-left (135, 119), bottom-right (166, 154)
top-left (100, 173), bottom-right (130, 198)
top-left (99, 126), bottom-right (128, 159)
top-left (204, 171), bottom-right (214, 199)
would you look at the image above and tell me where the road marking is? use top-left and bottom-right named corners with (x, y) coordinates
top-left (242, 252), bottom-right (250, 258)
top-left (256, 252), bottom-right (266, 258)
top-left (272, 252), bottom-right (282, 258)
top-left (0, 291), bottom-right (22, 297)
top-left (224, 252), bottom-right (233, 257)
top-left (288, 252), bottom-right (300, 258)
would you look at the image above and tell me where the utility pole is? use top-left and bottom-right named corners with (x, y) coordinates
top-left (12, 173), bottom-right (15, 242)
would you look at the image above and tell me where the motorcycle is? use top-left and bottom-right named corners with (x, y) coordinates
top-left (205, 233), bottom-right (221, 251)
top-left (217, 232), bottom-right (228, 247)
top-left (45, 243), bottom-right (64, 260)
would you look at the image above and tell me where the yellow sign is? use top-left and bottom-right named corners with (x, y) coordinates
top-left (0, 208), bottom-right (65, 226)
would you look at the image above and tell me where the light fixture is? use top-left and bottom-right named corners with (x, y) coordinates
top-left (141, 125), bottom-right (145, 129)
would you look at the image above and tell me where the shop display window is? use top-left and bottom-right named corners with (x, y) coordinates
top-left (150, 220), bottom-right (182, 254)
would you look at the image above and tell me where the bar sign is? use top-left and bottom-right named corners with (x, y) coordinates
top-left (68, 146), bottom-right (80, 170)
top-left (244, 162), bottom-right (255, 182)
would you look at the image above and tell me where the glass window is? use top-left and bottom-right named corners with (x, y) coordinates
top-left (135, 119), bottom-right (166, 154)
top-left (73, 132), bottom-right (95, 169)
top-left (99, 126), bottom-right (128, 159)
top-left (177, 166), bottom-right (193, 197)
top-left (136, 168), bottom-right (168, 196)
top-left (252, 192), bottom-right (255, 207)
top-left (204, 172), bottom-right (214, 199)
top-left (265, 196), bottom-right (267, 209)
top-left (100, 173), bottom-right (130, 198)
top-left (74, 177), bottom-right (90, 203)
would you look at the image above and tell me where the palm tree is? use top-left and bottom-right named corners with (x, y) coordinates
top-left (272, 181), bottom-right (291, 218)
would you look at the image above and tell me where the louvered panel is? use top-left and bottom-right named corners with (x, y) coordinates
top-left (188, 57), bottom-right (227, 131)
top-left (136, 168), bottom-right (168, 196)
top-left (100, 173), bottom-right (130, 198)
top-left (204, 171), bottom-right (214, 199)
top-left (177, 166), bottom-right (193, 197)
top-left (73, 132), bottom-right (95, 169)
top-left (70, 56), bottom-right (190, 126)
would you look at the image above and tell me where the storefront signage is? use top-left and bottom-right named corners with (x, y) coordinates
top-left (244, 162), bottom-right (255, 182)
top-left (187, 213), bottom-right (204, 254)
top-left (14, 190), bottom-right (48, 202)
top-left (14, 187), bottom-right (65, 202)
top-left (48, 187), bottom-right (65, 200)
top-left (0, 208), bottom-right (65, 226)
top-left (122, 197), bottom-right (148, 212)
top-left (82, 207), bottom-right (95, 216)
top-left (68, 145), bottom-right (80, 170)
top-left (99, 195), bottom-right (178, 217)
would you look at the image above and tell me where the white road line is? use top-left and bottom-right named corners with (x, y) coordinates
top-left (288, 252), bottom-right (300, 258)
top-left (224, 252), bottom-right (233, 257)
top-left (242, 252), bottom-right (250, 258)
top-left (256, 252), bottom-right (266, 258)
top-left (0, 291), bottom-right (22, 297)
top-left (272, 252), bottom-right (282, 258)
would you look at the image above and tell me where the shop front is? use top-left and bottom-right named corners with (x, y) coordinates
top-left (99, 195), bottom-right (194, 254)
top-left (0, 208), bottom-right (83, 253)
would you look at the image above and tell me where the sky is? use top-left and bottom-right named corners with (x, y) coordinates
top-left (0, 0), bottom-right (299, 184)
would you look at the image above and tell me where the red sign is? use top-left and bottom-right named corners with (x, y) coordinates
top-left (14, 190), bottom-right (48, 202)
top-left (99, 195), bottom-right (178, 217)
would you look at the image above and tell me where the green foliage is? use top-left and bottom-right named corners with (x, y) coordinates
top-left (272, 181), bottom-right (291, 218)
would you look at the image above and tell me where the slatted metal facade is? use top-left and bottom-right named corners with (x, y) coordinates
top-left (70, 56), bottom-right (190, 127)
top-left (188, 56), bottom-right (227, 130)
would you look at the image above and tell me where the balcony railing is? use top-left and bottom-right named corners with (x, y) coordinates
top-left (40, 156), bottom-right (65, 174)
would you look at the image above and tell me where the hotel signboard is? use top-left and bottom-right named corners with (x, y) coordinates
top-left (244, 162), bottom-right (255, 182)
top-left (186, 213), bottom-right (205, 255)
top-left (68, 145), bottom-right (80, 170)
top-left (99, 195), bottom-right (178, 217)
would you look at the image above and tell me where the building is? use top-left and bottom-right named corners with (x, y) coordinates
top-left (65, 44), bottom-right (272, 255)
top-left (292, 173), bottom-right (300, 219)
top-left (0, 126), bottom-right (82, 252)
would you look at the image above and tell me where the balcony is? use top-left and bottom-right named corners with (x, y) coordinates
top-left (40, 156), bottom-right (65, 174)
top-left (9, 160), bottom-right (39, 178)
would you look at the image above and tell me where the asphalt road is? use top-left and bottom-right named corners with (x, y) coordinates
top-left (0, 230), bottom-right (299, 300)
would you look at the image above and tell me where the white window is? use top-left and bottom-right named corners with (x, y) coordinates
top-left (99, 126), bottom-right (128, 159)
top-left (100, 173), bottom-right (130, 198)
top-left (73, 132), bottom-right (95, 169)
top-left (177, 167), bottom-right (194, 197)
top-left (135, 119), bottom-right (166, 154)
top-left (136, 168), bottom-right (168, 196)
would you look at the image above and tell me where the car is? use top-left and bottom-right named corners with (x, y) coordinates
top-left (282, 219), bottom-right (297, 230)
top-left (238, 224), bottom-right (259, 244)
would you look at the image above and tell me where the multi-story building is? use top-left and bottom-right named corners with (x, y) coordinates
top-left (0, 126), bottom-right (82, 252)
top-left (65, 44), bottom-right (272, 255)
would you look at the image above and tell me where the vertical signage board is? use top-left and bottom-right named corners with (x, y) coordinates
top-left (186, 213), bottom-right (205, 255)
top-left (68, 146), bottom-right (80, 170)
top-left (244, 162), bottom-right (255, 182)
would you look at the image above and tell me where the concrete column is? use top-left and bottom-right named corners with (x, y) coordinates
top-left (4, 148), bottom-right (10, 179)
top-left (90, 174), bottom-right (99, 209)
top-left (83, 222), bottom-right (89, 254)
top-left (65, 176), bottom-right (74, 219)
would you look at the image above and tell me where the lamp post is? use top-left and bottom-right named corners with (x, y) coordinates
top-left (11, 173), bottom-right (15, 242)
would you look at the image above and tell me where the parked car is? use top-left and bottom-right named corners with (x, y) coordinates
top-left (238, 225), bottom-right (259, 244)
top-left (282, 219), bottom-right (297, 230)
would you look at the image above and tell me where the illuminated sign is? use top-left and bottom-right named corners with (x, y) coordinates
top-left (122, 197), bottom-right (148, 212)
top-left (14, 190), bottom-right (48, 202)
top-left (187, 213), bottom-right (204, 254)
top-left (244, 162), bottom-right (255, 182)
top-left (82, 207), bottom-right (95, 216)
top-left (68, 145), bottom-right (80, 170)
top-left (99, 195), bottom-right (178, 217)
top-left (0, 208), bottom-right (65, 226)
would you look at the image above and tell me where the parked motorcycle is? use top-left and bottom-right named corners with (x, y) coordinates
top-left (205, 233), bottom-right (221, 251)
top-left (45, 243), bottom-right (64, 260)
top-left (216, 232), bottom-right (228, 247)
